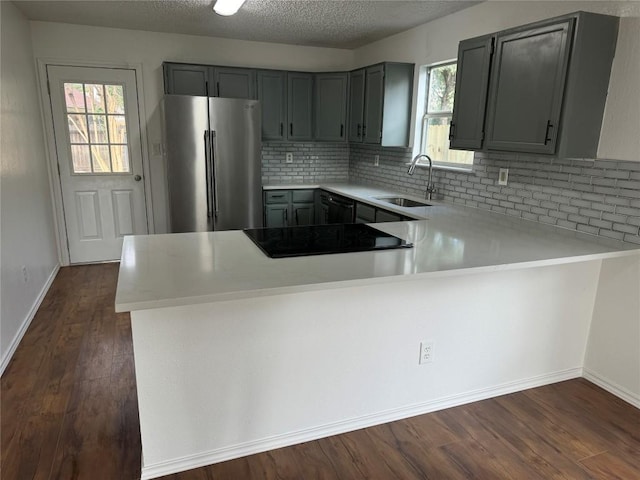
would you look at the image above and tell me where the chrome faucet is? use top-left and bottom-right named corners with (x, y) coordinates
top-left (408, 154), bottom-right (436, 200)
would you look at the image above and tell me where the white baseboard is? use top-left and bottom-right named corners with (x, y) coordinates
top-left (140, 367), bottom-right (582, 480)
top-left (0, 264), bottom-right (60, 376)
top-left (583, 368), bottom-right (640, 409)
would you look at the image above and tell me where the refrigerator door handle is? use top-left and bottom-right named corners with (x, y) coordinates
top-left (203, 130), bottom-right (212, 218)
top-left (210, 130), bottom-right (220, 218)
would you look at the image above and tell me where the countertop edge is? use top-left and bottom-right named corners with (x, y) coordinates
top-left (115, 249), bottom-right (639, 313)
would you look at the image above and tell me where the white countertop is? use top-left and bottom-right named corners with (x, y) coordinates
top-left (116, 183), bottom-right (639, 312)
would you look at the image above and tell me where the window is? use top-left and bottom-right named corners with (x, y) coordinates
top-left (64, 82), bottom-right (130, 174)
top-left (420, 62), bottom-right (473, 168)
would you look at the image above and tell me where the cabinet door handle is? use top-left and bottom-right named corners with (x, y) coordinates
top-left (280, 123), bottom-right (284, 136)
top-left (544, 120), bottom-right (553, 145)
top-left (362, 124), bottom-right (367, 137)
top-left (216, 82), bottom-right (220, 97)
top-left (295, 209), bottom-right (299, 225)
top-left (449, 121), bottom-right (455, 140)
top-left (340, 124), bottom-right (344, 137)
top-left (284, 208), bottom-right (288, 226)
top-left (290, 123), bottom-right (293, 136)
top-left (357, 124), bottom-right (361, 137)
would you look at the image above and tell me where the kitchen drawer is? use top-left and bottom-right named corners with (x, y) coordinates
top-left (265, 190), bottom-right (291, 204)
top-left (292, 189), bottom-right (315, 203)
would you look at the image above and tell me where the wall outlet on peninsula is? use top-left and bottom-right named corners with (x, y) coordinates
top-left (286, 152), bottom-right (293, 163)
top-left (374, 155), bottom-right (379, 167)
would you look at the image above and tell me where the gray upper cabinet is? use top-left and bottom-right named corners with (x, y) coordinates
top-left (363, 65), bottom-right (384, 144)
top-left (449, 36), bottom-right (494, 150)
top-left (314, 73), bottom-right (348, 141)
top-left (348, 63), bottom-right (414, 147)
top-left (257, 70), bottom-right (286, 140)
top-left (485, 20), bottom-right (573, 154)
top-left (163, 63), bottom-right (255, 99)
top-left (164, 63), bottom-right (210, 96)
top-left (287, 72), bottom-right (313, 141)
top-left (348, 69), bottom-right (366, 142)
top-left (451, 11), bottom-right (619, 157)
top-left (212, 67), bottom-right (256, 99)
top-left (163, 61), bottom-right (415, 146)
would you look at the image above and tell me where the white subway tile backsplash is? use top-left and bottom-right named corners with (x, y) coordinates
top-left (348, 144), bottom-right (640, 244)
top-left (261, 141), bottom-right (640, 243)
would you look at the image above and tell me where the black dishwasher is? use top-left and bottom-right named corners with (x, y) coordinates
top-left (320, 191), bottom-right (355, 224)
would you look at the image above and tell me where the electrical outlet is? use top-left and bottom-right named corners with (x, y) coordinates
top-left (374, 155), bottom-right (380, 167)
top-left (498, 168), bottom-right (509, 186)
top-left (21, 265), bottom-right (28, 284)
top-left (419, 341), bottom-right (434, 365)
top-left (286, 152), bottom-right (294, 163)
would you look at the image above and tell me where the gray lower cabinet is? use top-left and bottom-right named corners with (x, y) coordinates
top-left (348, 63), bottom-right (414, 147)
top-left (314, 73), bottom-right (348, 141)
top-left (264, 189), bottom-right (315, 227)
top-left (291, 189), bottom-right (315, 226)
top-left (292, 203), bottom-right (315, 225)
top-left (451, 12), bottom-right (619, 157)
top-left (257, 70), bottom-right (286, 140)
top-left (264, 190), bottom-right (291, 227)
top-left (287, 73), bottom-right (313, 141)
top-left (265, 203), bottom-right (290, 228)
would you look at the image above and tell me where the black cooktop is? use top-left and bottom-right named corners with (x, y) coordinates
top-left (243, 223), bottom-right (413, 258)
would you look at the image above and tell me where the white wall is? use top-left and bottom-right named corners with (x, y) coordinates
top-left (584, 255), bottom-right (640, 407)
top-left (353, 0), bottom-right (640, 162)
top-left (0, 2), bottom-right (59, 373)
top-left (132, 261), bottom-right (601, 478)
top-left (29, 22), bottom-right (354, 233)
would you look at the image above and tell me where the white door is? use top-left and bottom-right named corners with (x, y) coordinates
top-left (47, 65), bottom-right (148, 263)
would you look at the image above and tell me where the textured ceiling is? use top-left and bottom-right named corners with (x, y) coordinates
top-left (13, 0), bottom-right (481, 49)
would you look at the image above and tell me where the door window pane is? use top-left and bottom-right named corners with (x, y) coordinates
top-left (108, 115), bottom-right (127, 143)
top-left (111, 145), bottom-right (130, 173)
top-left (71, 145), bottom-right (91, 173)
top-left (106, 85), bottom-right (125, 114)
top-left (64, 81), bottom-right (130, 174)
top-left (67, 114), bottom-right (88, 143)
top-left (85, 84), bottom-right (105, 113)
top-left (64, 83), bottom-right (86, 112)
top-left (88, 115), bottom-right (108, 143)
top-left (91, 145), bottom-right (111, 172)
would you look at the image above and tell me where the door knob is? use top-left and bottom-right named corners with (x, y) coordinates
top-left (134, 175), bottom-right (142, 181)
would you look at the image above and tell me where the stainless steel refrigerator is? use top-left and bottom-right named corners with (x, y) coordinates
top-left (161, 95), bottom-right (263, 233)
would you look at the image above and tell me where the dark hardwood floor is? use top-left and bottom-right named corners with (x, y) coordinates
top-left (2, 264), bottom-right (639, 479)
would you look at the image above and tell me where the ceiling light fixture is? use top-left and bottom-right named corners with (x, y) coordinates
top-left (213, 0), bottom-right (246, 16)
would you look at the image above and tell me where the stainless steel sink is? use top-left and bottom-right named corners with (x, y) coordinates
top-left (375, 197), bottom-right (431, 208)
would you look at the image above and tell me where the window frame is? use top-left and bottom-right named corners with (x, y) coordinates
top-left (418, 61), bottom-right (474, 171)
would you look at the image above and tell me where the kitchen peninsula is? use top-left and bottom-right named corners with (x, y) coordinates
top-left (116, 185), bottom-right (640, 480)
